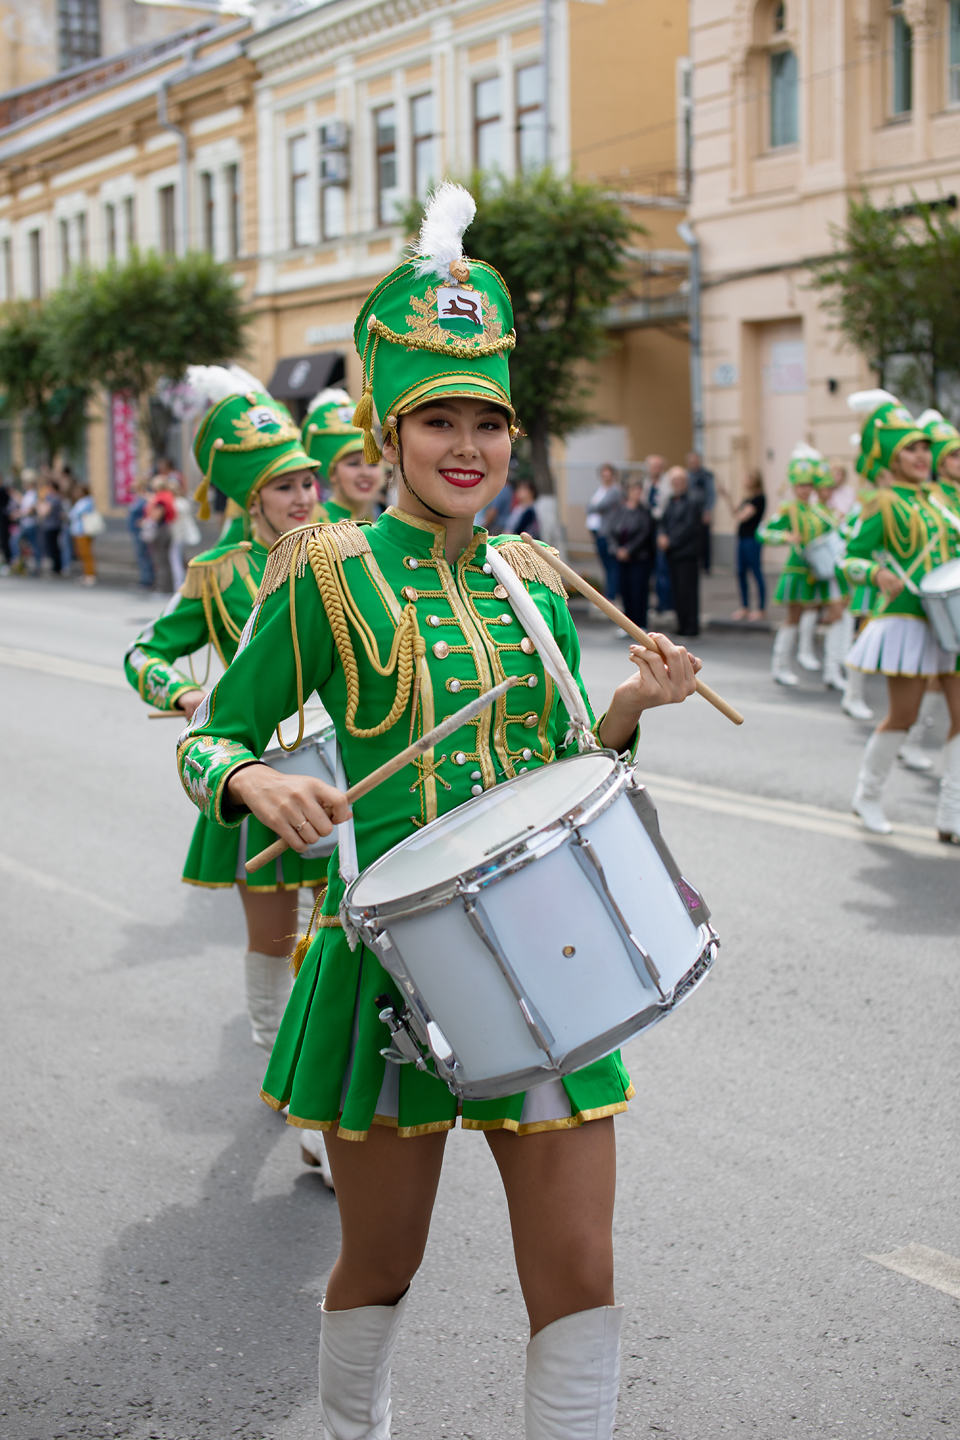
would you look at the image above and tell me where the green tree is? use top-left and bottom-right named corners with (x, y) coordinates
top-left (401, 170), bottom-right (635, 492)
top-left (0, 301), bottom-right (90, 465)
top-left (46, 250), bottom-right (251, 459)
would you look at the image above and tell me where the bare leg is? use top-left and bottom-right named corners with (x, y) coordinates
top-left (877, 675), bottom-right (927, 733)
top-left (941, 673), bottom-right (960, 740)
top-left (238, 884), bottom-right (301, 955)
top-left (485, 1118), bottom-right (617, 1337)
top-left (323, 1125), bottom-right (448, 1310)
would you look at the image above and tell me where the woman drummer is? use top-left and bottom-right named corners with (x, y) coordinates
top-left (302, 387), bottom-right (385, 523)
top-left (840, 391), bottom-right (960, 838)
top-left (759, 445), bottom-right (843, 686)
top-left (175, 184), bottom-right (701, 1438)
top-left (125, 374), bottom-right (342, 1056)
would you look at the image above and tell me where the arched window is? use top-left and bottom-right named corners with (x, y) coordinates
top-left (890, 1), bottom-right (913, 115)
top-left (773, 2), bottom-right (786, 32)
top-left (770, 45), bottom-right (799, 147)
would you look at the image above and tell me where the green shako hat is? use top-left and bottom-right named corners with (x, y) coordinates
top-left (353, 182), bottom-right (516, 461)
top-left (848, 389), bottom-right (926, 482)
top-left (918, 408), bottom-right (960, 472)
top-left (301, 387), bottom-right (365, 478)
top-left (189, 367), bottom-right (318, 520)
top-left (786, 442), bottom-right (823, 487)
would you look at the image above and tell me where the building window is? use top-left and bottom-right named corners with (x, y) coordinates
top-left (123, 195), bottom-right (136, 252)
top-left (225, 163), bottom-right (241, 256)
top-left (290, 135), bottom-right (310, 247)
top-left (950, 2), bottom-right (960, 105)
top-left (104, 201), bottom-right (117, 260)
top-left (891, 2), bottom-right (912, 115)
top-left (769, 47), bottom-right (799, 146)
top-left (159, 185), bottom-right (176, 255)
top-left (75, 211), bottom-right (87, 264)
top-left (322, 186), bottom-right (346, 241)
top-left (411, 93), bottom-right (435, 201)
top-left (29, 229), bottom-right (42, 298)
top-left (474, 76), bottom-right (502, 172)
top-left (678, 57), bottom-right (693, 194)
top-left (1, 237), bottom-right (12, 299)
top-left (516, 63), bottom-right (546, 170)
top-left (319, 123), bottom-right (349, 241)
top-left (57, 0), bottom-right (100, 70)
top-left (773, 1), bottom-right (786, 31)
top-left (60, 218), bottom-right (71, 277)
top-left (201, 172), bottom-right (215, 254)
top-left (374, 105), bottom-right (399, 227)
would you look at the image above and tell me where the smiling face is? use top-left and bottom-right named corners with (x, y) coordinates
top-left (250, 468), bottom-right (319, 540)
top-left (891, 439), bottom-right (932, 485)
top-left (381, 396), bottom-right (512, 521)
top-left (793, 482), bottom-right (814, 503)
top-left (329, 450), bottom-right (384, 510)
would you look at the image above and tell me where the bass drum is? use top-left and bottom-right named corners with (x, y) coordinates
top-left (345, 751), bottom-right (717, 1102)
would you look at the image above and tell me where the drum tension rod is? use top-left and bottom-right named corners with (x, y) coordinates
top-left (375, 993), bottom-right (429, 1071)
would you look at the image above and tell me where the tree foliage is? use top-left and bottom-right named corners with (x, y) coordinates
top-left (401, 170), bottom-right (636, 491)
top-left (0, 301), bottom-right (90, 464)
top-left (45, 250), bottom-right (251, 454)
top-left (810, 193), bottom-right (960, 413)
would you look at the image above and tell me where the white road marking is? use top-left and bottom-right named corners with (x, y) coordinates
top-left (0, 852), bottom-right (135, 920)
top-left (638, 772), bottom-right (958, 861)
top-left (0, 644), bottom-right (126, 689)
top-left (866, 1244), bottom-right (960, 1301)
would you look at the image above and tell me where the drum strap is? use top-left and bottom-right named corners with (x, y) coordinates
top-left (485, 546), bottom-right (596, 752)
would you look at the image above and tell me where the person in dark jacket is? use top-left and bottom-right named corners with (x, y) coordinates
top-left (609, 478), bottom-right (655, 630)
top-left (657, 466), bottom-right (703, 637)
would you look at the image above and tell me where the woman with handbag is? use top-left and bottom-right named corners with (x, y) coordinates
top-left (68, 485), bottom-right (103, 587)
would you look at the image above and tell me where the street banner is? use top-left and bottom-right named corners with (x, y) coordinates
top-left (110, 391), bottom-right (138, 505)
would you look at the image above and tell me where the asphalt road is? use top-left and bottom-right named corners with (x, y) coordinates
top-left (2, 573), bottom-right (959, 1440)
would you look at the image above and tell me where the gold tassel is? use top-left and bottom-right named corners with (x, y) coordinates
top-left (492, 539), bottom-right (569, 597)
top-left (289, 886), bottom-right (328, 976)
top-left (194, 438), bottom-right (224, 522)
top-left (363, 429), bottom-right (383, 463)
top-left (352, 387), bottom-right (373, 433)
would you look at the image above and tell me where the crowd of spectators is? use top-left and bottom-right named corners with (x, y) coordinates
top-left (585, 451), bottom-right (718, 639)
top-left (0, 465), bottom-right (104, 586)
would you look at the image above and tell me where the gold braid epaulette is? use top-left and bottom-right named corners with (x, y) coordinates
top-left (490, 539), bottom-right (568, 598)
top-left (256, 520), bottom-right (370, 604)
top-left (180, 543), bottom-right (252, 600)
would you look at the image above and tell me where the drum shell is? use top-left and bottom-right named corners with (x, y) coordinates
top-left (802, 530), bottom-right (844, 581)
top-left (261, 727), bottom-right (339, 858)
top-left (350, 766), bottom-right (715, 1101)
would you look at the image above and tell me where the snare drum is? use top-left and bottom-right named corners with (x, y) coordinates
top-left (345, 751), bottom-right (717, 1102)
top-left (920, 558), bottom-right (960, 652)
top-left (802, 529), bottom-right (845, 581)
top-left (261, 700), bottom-right (339, 858)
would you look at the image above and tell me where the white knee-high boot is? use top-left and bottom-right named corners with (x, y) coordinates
top-left (898, 689), bottom-right (943, 771)
top-left (525, 1305), bottom-right (623, 1440)
top-left (797, 608), bottom-right (821, 671)
top-left (936, 733), bottom-right (960, 843)
top-left (319, 1290), bottom-right (409, 1440)
top-left (841, 665), bottom-right (874, 720)
top-left (771, 624), bottom-right (800, 686)
top-left (823, 610), bottom-right (854, 691)
top-left (852, 730), bottom-right (904, 835)
top-left (244, 951), bottom-right (293, 1053)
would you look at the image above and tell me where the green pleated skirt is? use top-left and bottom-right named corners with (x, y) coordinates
top-left (182, 813), bottom-right (330, 892)
top-left (261, 871), bottom-right (634, 1139)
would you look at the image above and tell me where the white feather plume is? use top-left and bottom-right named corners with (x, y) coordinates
top-left (790, 441), bottom-right (823, 461)
top-left (412, 181), bottom-right (477, 282)
top-left (849, 432), bottom-right (864, 448)
top-left (917, 409), bottom-right (944, 427)
top-left (847, 388), bottom-right (899, 414)
top-left (306, 386), bottom-right (352, 413)
top-left (160, 364), bottom-right (265, 421)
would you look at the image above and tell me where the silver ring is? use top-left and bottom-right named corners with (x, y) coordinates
top-left (294, 821), bottom-right (307, 835)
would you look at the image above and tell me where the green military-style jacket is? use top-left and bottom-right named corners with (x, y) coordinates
top-left (759, 496), bottom-right (839, 605)
top-left (838, 483), bottom-right (957, 620)
top-left (177, 507), bottom-right (636, 1139)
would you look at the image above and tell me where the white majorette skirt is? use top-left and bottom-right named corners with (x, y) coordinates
top-left (846, 615), bottom-right (957, 676)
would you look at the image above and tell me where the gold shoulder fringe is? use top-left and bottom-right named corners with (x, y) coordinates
top-left (257, 520), bottom-right (370, 601)
top-left (491, 539), bottom-right (568, 597)
top-left (180, 544), bottom-right (252, 599)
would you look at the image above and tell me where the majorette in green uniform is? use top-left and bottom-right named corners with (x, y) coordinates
top-left (301, 387), bottom-right (384, 524)
top-left (175, 183), bottom-right (702, 1438)
top-left (759, 444), bottom-right (844, 685)
top-left (840, 391), bottom-right (960, 836)
top-left (124, 367), bottom-right (328, 1054)
top-left (834, 477), bottom-right (882, 721)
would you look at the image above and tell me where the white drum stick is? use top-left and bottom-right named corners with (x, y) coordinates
top-left (244, 675), bottom-right (520, 875)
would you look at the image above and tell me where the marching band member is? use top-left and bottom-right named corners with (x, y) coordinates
top-left (125, 370), bottom-right (328, 1056)
top-left (759, 445), bottom-right (840, 686)
top-left (836, 471), bottom-right (881, 722)
top-left (841, 392), bottom-right (960, 837)
top-left (302, 387), bottom-right (385, 523)
top-left (176, 184), bottom-right (701, 1440)
top-left (812, 458), bottom-right (854, 694)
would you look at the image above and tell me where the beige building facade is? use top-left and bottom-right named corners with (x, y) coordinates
top-left (690, 0), bottom-right (960, 548)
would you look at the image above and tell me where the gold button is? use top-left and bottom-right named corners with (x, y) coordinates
top-left (523, 714), bottom-right (538, 729)
top-left (402, 585), bottom-right (418, 601)
top-left (520, 637), bottom-right (535, 655)
top-left (562, 945), bottom-right (576, 957)
top-left (427, 615), bottom-right (441, 627)
top-left (432, 640), bottom-right (450, 659)
top-left (493, 584), bottom-right (508, 600)
top-left (448, 679), bottom-right (462, 692)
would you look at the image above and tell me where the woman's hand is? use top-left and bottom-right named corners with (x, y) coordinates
top-left (227, 764), bottom-right (351, 852)
top-left (656, 533), bottom-right (670, 552)
top-left (597, 634), bottom-right (701, 752)
top-left (176, 689), bottom-right (206, 721)
top-left (616, 547), bottom-right (630, 562)
top-left (876, 566), bottom-right (904, 598)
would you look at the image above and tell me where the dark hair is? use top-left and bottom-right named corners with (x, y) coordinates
top-left (515, 478), bottom-right (537, 499)
top-left (745, 469), bottom-right (764, 494)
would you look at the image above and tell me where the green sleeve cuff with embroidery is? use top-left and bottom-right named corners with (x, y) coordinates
top-left (126, 652), bottom-right (197, 711)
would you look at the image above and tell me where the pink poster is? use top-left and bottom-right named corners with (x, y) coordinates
top-left (110, 391), bottom-right (139, 506)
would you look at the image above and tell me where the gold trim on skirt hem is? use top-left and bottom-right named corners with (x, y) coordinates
top-left (182, 877), bottom-right (236, 889)
top-left (260, 1088), bottom-right (285, 1112)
